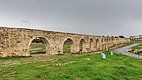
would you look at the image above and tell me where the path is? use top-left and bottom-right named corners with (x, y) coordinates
top-left (113, 43), bottom-right (142, 59)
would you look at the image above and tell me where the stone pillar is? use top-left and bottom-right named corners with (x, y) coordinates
top-left (71, 43), bottom-right (80, 53)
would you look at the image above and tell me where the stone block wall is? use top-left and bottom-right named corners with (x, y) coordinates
top-left (0, 27), bottom-right (130, 57)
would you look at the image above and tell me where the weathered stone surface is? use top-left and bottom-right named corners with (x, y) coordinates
top-left (0, 27), bottom-right (130, 57)
top-left (129, 49), bottom-right (142, 55)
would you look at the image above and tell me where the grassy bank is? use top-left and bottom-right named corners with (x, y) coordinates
top-left (30, 43), bottom-right (46, 54)
top-left (110, 39), bottom-right (142, 49)
top-left (128, 39), bottom-right (142, 45)
top-left (131, 44), bottom-right (142, 50)
top-left (0, 51), bottom-right (142, 80)
top-left (129, 44), bottom-right (142, 55)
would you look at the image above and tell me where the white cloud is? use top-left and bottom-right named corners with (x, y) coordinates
top-left (0, 0), bottom-right (142, 36)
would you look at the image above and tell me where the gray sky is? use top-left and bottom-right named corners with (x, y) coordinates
top-left (0, 0), bottom-right (142, 36)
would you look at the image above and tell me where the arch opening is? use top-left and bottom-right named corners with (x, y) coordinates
top-left (79, 39), bottom-right (86, 53)
top-left (29, 37), bottom-right (50, 55)
top-left (101, 39), bottom-right (104, 43)
top-left (101, 39), bottom-right (105, 50)
top-left (63, 38), bottom-right (73, 54)
top-left (90, 38), bottom-right (94, 51)
top-left (96, 39), bottom-right (99, 50)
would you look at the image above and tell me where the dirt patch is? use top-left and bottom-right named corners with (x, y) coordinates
top-left (30, 48), bottom-right (42, 51)
top-left (84, 58), bottom-right (91, 61)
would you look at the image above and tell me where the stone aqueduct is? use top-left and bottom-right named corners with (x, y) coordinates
top-left (0, 27), bottom-right (130, 57)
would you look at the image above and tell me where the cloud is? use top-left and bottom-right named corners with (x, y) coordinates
top-left (0, 0), bottom-right (142, 36)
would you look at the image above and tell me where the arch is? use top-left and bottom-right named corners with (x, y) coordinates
top-left (101, 39), bottom-right (104, 42)
top-left (79, 38), bottom-right (86, 53)
top-left (62, 38), bottom-right (74, 54)
top-left (105, 38), bottom-right (107, 42)
top-left (102, 39), bottom-right (106, 49)
top-left (106, 38), bottom-right (109, 43)
top-left (28, 37), bottom-right (51, 55)
top-left (96, 39), bottom-right (100, 50)
top-left (89, 38), bottom-right (94, 51)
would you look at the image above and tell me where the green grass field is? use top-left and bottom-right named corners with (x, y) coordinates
top-left (30, 43), bottom-right (46, 54)
top-left (63, 44), bottom-right (71, 53)
top-left (131, 44), bottom-right (142, 50)
top-left (0, 51), bottom-right (142, 80)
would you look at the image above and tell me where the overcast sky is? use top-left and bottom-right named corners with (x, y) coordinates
top-left (0, 0), bottom-right (142, 36)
